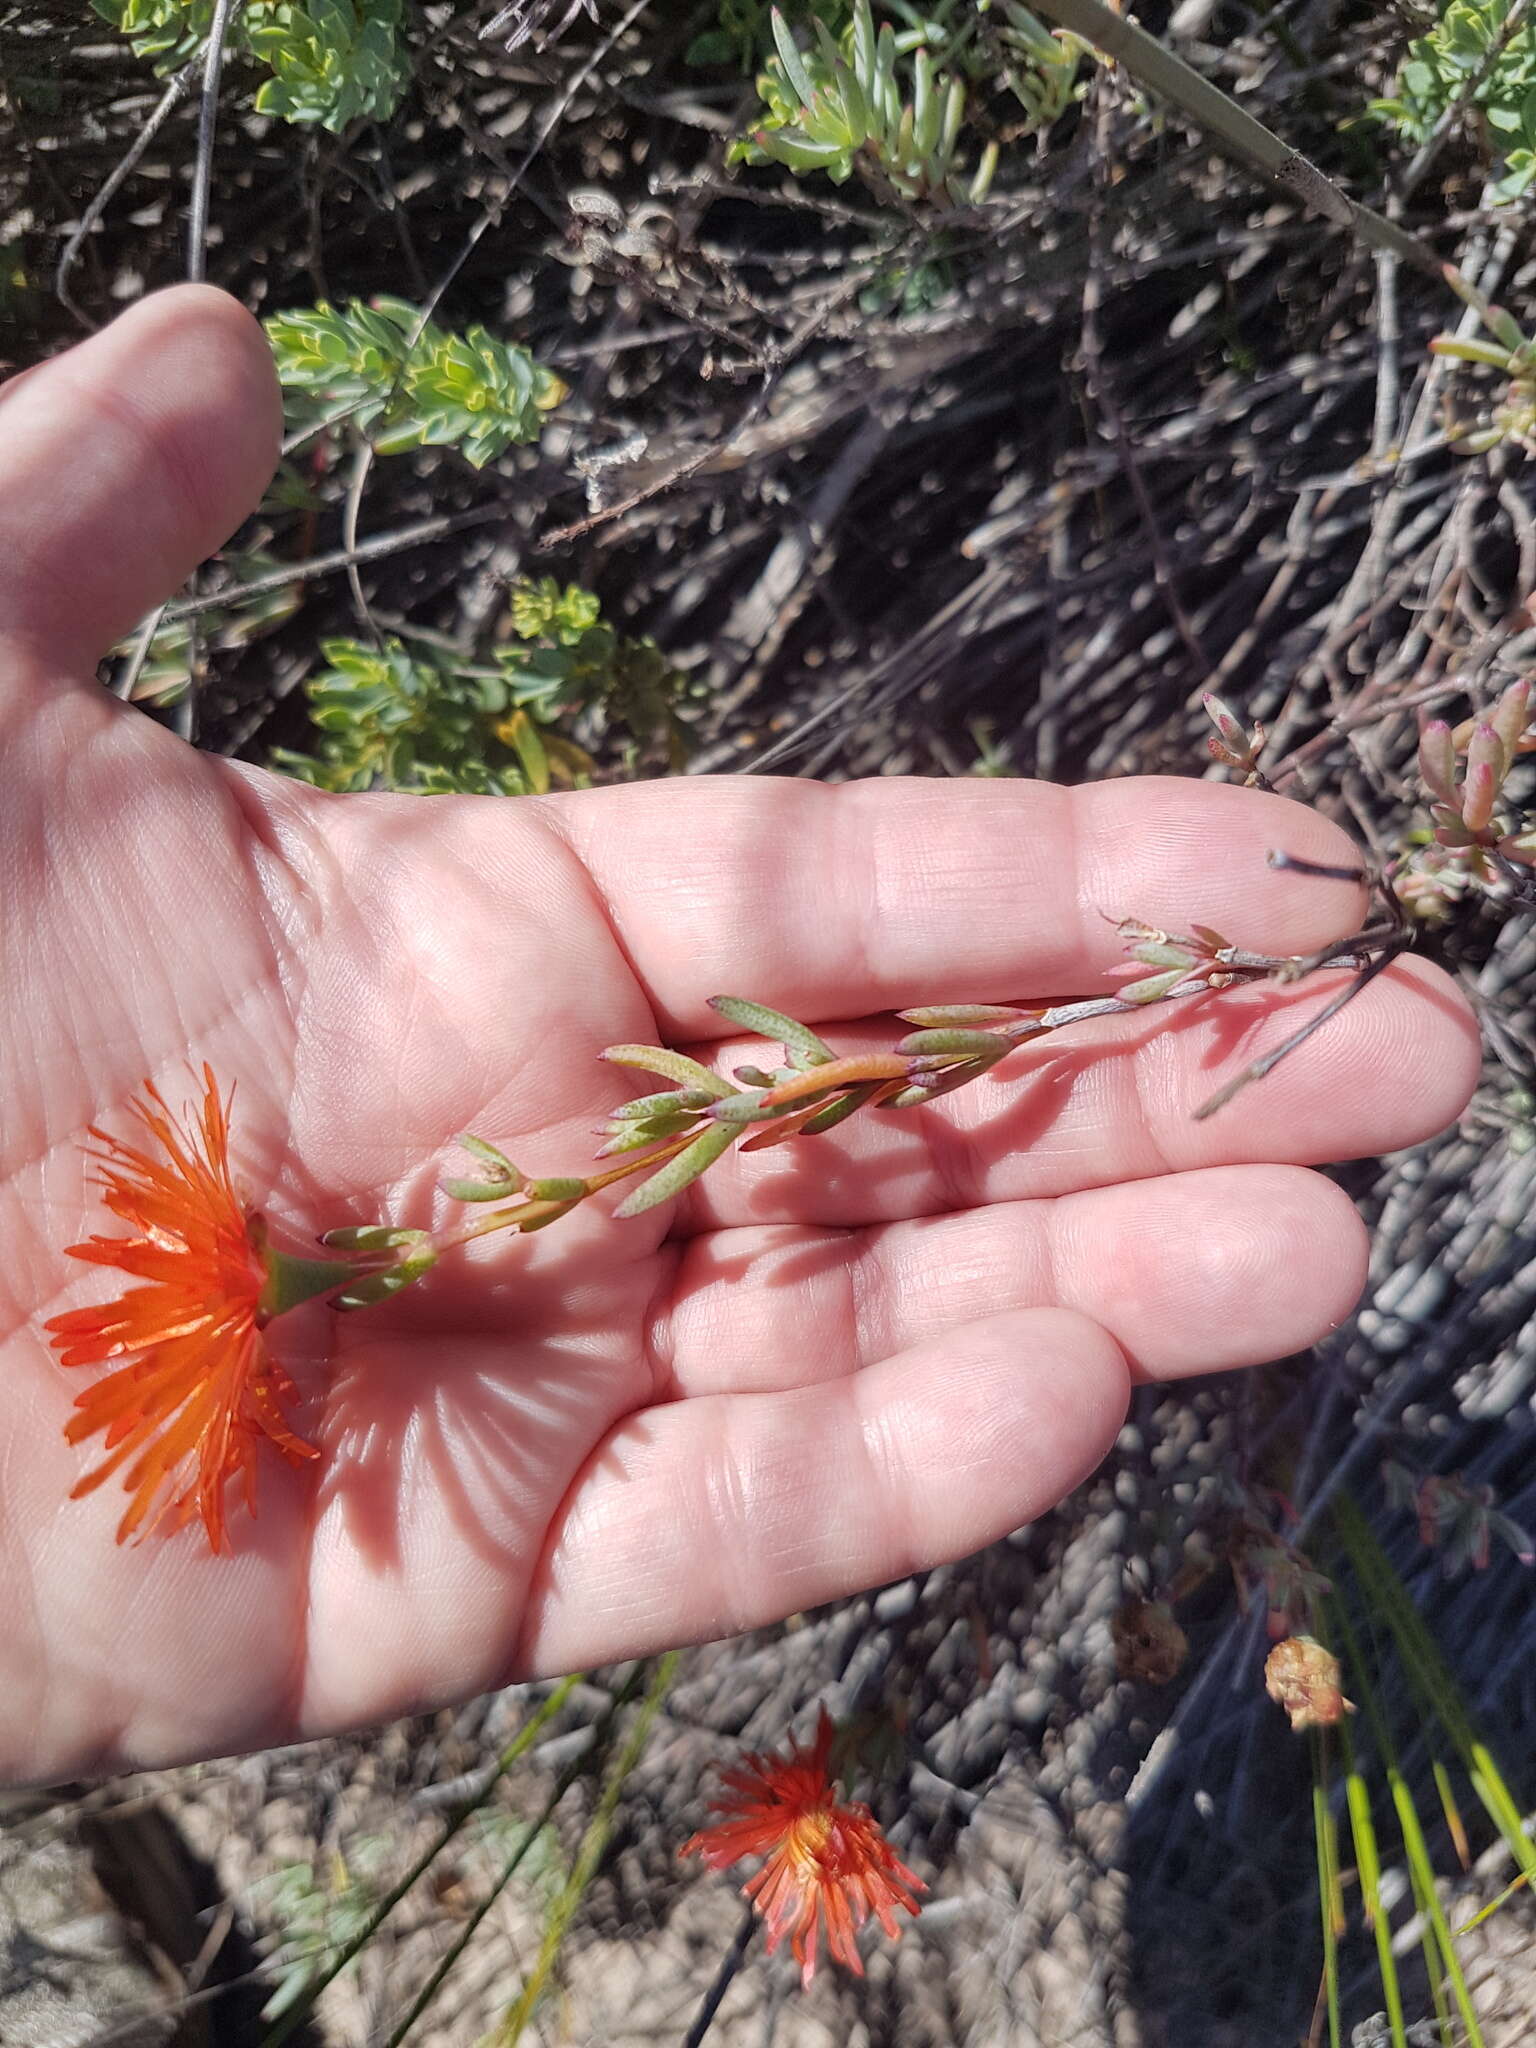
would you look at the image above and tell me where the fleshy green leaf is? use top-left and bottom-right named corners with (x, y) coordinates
top-left (614, 1123), bottom-right (737, 1217)
top-left (600, 1045), bottom-right (733, 1097)
top-left (527, 1177), bottom-right (588, 1202)
top-left (897, 1004), bottom-right (1029, 1028)
top-left (895, 1027), bottom-right (1010, 1059)
top-left (708, 994), bottom-right (835, 1068)
top-left (321, 1224), bottom-right (432, 1250)
top-left (610, 1087), bottom-right (719, 1120)
top-left (800, 1081), bottom-right (883, 1132)
top-left (770, 6), bottom-right (818, 107)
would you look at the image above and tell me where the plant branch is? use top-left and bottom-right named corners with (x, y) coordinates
top-left (188, 0), bottom-right (243, 283)
top-left (321, 879), bottom-right (1417, 1307)
top-left (57, 61), bottom-right (199, 328)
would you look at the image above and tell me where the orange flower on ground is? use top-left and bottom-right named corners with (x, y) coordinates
top-left (680, 1707), bottom-right (924, 1987)
top-left (45, 1067), bottom-right (342, 1552)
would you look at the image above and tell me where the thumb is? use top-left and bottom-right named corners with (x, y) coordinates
top-left (0, 286), bottom-right (280, 695)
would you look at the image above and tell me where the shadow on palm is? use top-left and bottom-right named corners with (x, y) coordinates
top-left (312, 1219), bottom-right (661, 1575)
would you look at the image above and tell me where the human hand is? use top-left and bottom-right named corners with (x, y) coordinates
top-left (0, 288), bottom-right (1480, 1785)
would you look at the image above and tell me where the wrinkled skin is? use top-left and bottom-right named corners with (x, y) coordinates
top-left (0, 290), bottom-right (1480, 1784)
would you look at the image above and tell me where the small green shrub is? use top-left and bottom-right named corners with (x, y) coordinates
top-left (732, 0), bottom-right (1084, 207)
top-left (1368, 0), bottom-right (1536, 202)
top-left (93, 0), bottom-right (213, 70)
top-left (93, 0), bottom-right (410, 131)
top-left (265, 298), bottom-right (567, 467)
top-left (256, 1841), bottom-right (389, 2022)
top-left (245, 0), bottom-right (410, 128)
top-left (735, 0), bottom-right (996, 202)
top-left (270, 637), bottom-right (557, 795)
top-left (498, 576), bottom-right (695, 771)
top-left (270, 583), bottom-right (692, 795)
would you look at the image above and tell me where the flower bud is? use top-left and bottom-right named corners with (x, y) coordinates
top-left (1264, 1636), bottom-right (1353, 1732)
top-left (1461, 724), bottom-right (1503, 833)
top-left (1203, 692), bottom-right (1248, 755)
top-left (1417, 720), bottom-right (1457, 807)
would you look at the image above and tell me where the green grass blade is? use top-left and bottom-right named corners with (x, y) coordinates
top-left (1433, 1759), bottom-right (1471, 1870)
top-left (1311, 1732), bottom-right (1343, 2048)
top-left (1333, 1495), bottom-right (1535, 1881)
top-left (496, 1654), bottom-right (678, 2044)
top-left (1332, 1586), bottom-right (1483, 2047)
top-left (1340, 1717), bottom-right (1408, 2048)
top-left (1454, 1868), bottom-right (1531, 1936)
top-left (385, 1671), bottom-right (655, 2047)
top-left (259, 1676), bottom-right (579, 2048)
top-left (1389, 1769), bottom-right (1484, 2048)
top-left (1025, 0), bottom-right (1441, 278)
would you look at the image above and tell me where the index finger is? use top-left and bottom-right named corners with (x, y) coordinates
top-left (538, 774), bottom-right (1368, 1037)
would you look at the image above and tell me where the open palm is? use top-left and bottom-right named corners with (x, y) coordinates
top-left (0, 290), bottom-right (1481, 1785)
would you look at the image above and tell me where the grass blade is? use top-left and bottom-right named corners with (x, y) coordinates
top-left (1390, 1769), bottom-right (1483, 2048)
top-left (1434, 1760), bottom-right (1471, 1870)
top-left (496, 1654), bottom-right (678, 2043)
top-left (1340, 1715), bottom-right (1408, 2048)
top-left (1311, 1731), bottom-right (1343, 2048)
top-left (1455, 1868), bottom-right (1531, 1937)
top-left (1026, 0), bottom-right (1441, 278)
top-left (1334, 1495), bottom-right (1535, 1881)
top-left (260, 1676), bottom-right (579, 2048)
top-left (385, 1671), bottom-right (652, 2047)
top-left (1338, 1593), bottom-right (1486, 2048)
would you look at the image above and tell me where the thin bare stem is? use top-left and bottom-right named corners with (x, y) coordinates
top-left (314, 0), bottom-right (652, 624)
top-left (162, 504), bottom-right (513, 622)
top-left (683, 1907), bottom-right (758, 2048)
top-left (1268, 852), bottom-right (1372, 888)
top-left (112, 604), bottom-right (169, 703)
top-left (259, 1676), bottom-right (582, 2048)
top-left (188, 0), bottom-right (243, 283)
top-left (57, 63), bottom-right (198, 327)
top-left (341, 438), bottom-right (382, 645)
top-left (1194, 947), bottom-right (1405, 1120)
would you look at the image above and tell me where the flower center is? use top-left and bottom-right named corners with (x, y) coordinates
top-left (783, 1806), bottom-right (837, 1876)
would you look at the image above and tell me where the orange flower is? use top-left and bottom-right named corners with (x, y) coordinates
top-left (680, 1708), bottom-right (924, 1987)
top-left (45, 1067), bottom-right (323, 1552)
